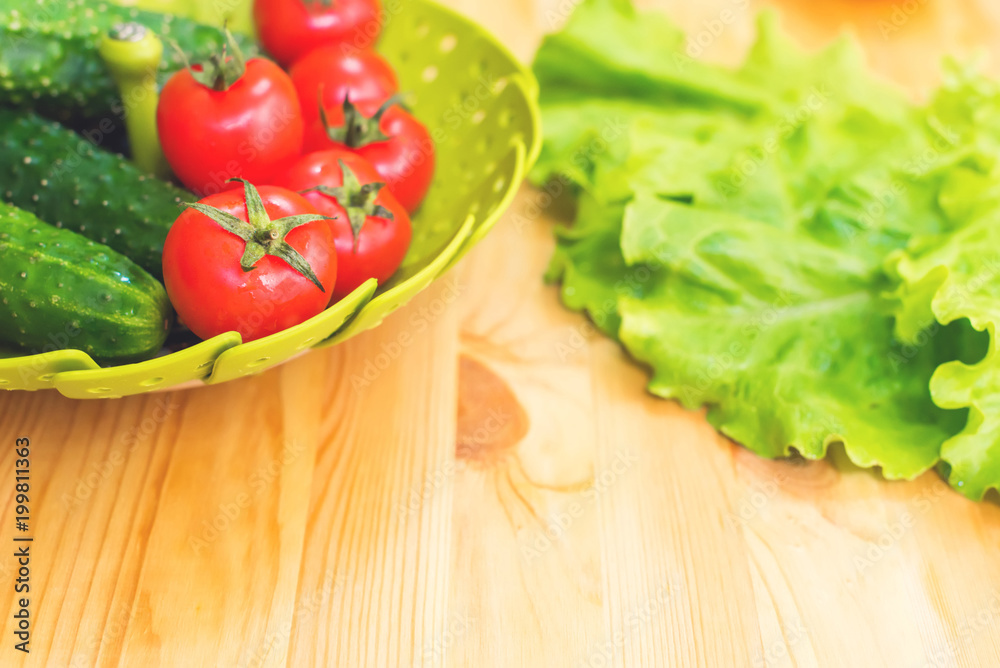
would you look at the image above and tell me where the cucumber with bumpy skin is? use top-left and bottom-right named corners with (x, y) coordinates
top-left (0, 0), bottom-right (257, 122)
top-left (0, 202), bottom-right (173, 363)
top-left (0, 109), bottom-right (192, 280)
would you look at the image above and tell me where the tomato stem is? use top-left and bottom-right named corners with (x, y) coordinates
top-left (183, 26), bottom-right (248, 92)
top-left (181, 179), bottom-right (335, 292)
top-left (300, 160), bottom-right (393, 253)
top-left (319, 94), bottom-right (409, 149)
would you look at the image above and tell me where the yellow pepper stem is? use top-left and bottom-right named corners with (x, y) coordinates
top-left (98, 23), bottom-right (171, 180)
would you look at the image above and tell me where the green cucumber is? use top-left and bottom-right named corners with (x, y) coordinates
top-left (0, 202), bottom-right (173, 363)
top-left (0, 109), bottom-right (192, 280)
top-left (0, 0), bottom-right (258, 122)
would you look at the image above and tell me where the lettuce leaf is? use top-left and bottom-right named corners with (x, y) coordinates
top-left (620, 193), bottom-right (964, 478)
top-left (889, 221), bottom-right (998, 496)
top-left (533, 0), bottom-right (1000, 487)
top-left (880, 68), bottom-right (1000, 499)
top-left (887, 158), bottom-right (1000, 498)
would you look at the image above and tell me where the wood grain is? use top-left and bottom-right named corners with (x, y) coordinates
top-left (3, 1), bottom-right (1000, 667)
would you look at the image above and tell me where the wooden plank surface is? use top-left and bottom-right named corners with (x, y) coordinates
top-left (3, 1), bottom-right (1000, 666)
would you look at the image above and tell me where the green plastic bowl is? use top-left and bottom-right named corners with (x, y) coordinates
top-left (0, 0), bottom-right (540, 399)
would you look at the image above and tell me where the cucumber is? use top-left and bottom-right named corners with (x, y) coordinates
top-left (0, 202), bottom-right (173, 363)
top-left (0, 0), bottom-right (258, 122)
top-left (0, 109), bottom-right (192, 280)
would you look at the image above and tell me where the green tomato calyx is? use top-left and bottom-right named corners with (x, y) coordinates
top-left (320, 94), bottom-right (409, 149)
top-left (174, 26), bottom-right (247, 92)
top-left (300, 160), bottom-right (394, 252)
top-left (182, 179), bottom-right (334, 292)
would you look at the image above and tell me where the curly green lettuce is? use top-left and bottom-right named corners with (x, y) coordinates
top-left (533, 0), bottom-right (1000, 490)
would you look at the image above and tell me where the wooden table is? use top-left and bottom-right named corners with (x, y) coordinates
top-left (4, 1), bottom-right (1000, 666)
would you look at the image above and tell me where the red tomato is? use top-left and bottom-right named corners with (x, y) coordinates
top-left (305, 101), bottom-right (434, 213)
top-left (162, 181), bottom-right (337, 342)
top-left (289, 46), bottom-right (398, 127)
top-left (271, 150), bottom-right (411, 300)
top-left (157, 50), bottom-right (303, 196)
top-left (254, 0), bottom-right (383, 67)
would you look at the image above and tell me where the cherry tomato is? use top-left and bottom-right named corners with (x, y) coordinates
top-left (254, 0), bottom-right (383, 67)
top-left (162, 180), bottom-right (337, 342)
top-left (305, 100), bottom-right (434, 213)
top-left (289, 46), bottom-right (398, 127)
top-left (272, 150), bottom-right (411, 300)
top-left (157, 37), bottom-right (304, 196)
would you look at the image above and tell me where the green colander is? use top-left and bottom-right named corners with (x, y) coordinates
top-left (0, 0), bottom-right (540, 399)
